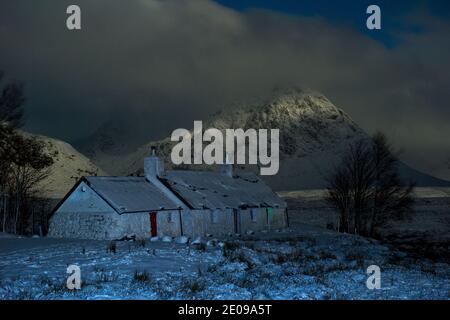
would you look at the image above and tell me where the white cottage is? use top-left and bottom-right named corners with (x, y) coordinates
top-left (48, 155), bottom-right (288, 240)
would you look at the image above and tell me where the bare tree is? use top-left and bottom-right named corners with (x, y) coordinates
top-left (0, 70), bottom-right (26, 232)
top-left (0, 70), bottom-right (53, 234)
top-left (326, 132), bottom-right (415, 238)
top-left (326, 159), bottom-right (352, 233)
top-left (368, 132), bottom-right (415, 237)
top-left (8, 134), bottom-right (53, 234)
top-left (0, 71), bottom-right (25, 128)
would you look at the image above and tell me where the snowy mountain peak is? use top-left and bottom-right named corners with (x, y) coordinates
top-left (206, 88), bottom-right (365, 159)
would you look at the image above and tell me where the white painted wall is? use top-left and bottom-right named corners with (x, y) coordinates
top-left (48, 182), bottom-right (119, 239)
top-left (57, 181), bottom-right (112, 213)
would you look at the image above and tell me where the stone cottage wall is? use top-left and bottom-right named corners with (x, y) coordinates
top-left (187, 209), bottom-right (234, 237)
top-left (116, 212), bottom-right (150, 239)
top-left (118, 210), bottom-right (184, 238)
top-left (48, 181), bottom-right (122, 239)
top-left (48, 211), bottom-right (122, 240)
top-left (270, 208), bottom-right (288, 229)
top-left (157, 210), bottom-right (182, 237)
top-left (239, 208), bottom-right (267, 233)
top-left (184, 207), bottom-right (287, 238)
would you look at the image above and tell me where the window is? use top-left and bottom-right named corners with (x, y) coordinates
top-left (167, 212), bottom-right (175, 223)
top-left (250, 209), bottom-right (257, 222)
top-left (266, 207), bottom-right (273, 225)
top-left (210, 210), bottom-right (220, 224)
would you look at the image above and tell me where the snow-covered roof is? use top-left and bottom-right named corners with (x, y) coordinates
top-left (84, 176), bottom-right (180, 213)
top-left (159, 170), bottom-right (287, 210)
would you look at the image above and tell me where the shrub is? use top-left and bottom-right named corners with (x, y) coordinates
top-left (96, 271), bottom-right (118, 283)
top-left (272, 249), bottom-right (304, 264)
top-left (133, 270), bottom-right (150, 283)
top-left (319, 250), bottom-right (337, 260)
top-left (345, 251), bottom-right (365, 268)
top-left (136, 239), bottom-right (146, 248)
top-left (222, 241), bottom-right (241, 257)
top-left (194, 242), bottom-right (207, 252)
top-left (181, 279), bottom-right (205, 293)
top-left (107, 241), bottom-right (117, 254)
top-left (223, 241), bottom-right (241, 251)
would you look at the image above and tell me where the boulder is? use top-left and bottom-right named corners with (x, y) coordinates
top-left (191, 237), bottom-right (203, 245)
top-left (176, 236), bottom-right (190, 244)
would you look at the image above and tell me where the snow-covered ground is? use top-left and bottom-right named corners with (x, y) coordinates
top-left (0, 223), bottom-right (448, 300)
top-left (282, 187), bottom-right (450, 263)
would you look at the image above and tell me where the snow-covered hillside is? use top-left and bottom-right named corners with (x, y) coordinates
top-left (26, 134), bottom-right (106, 199)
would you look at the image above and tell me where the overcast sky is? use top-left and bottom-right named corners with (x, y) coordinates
top-left (0, 0), bottom-right (449, 179)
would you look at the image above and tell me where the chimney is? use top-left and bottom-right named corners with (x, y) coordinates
top-left (144, 147), bottom-right (164, 178)
top-left (219, 153), bottom-right (233, 177)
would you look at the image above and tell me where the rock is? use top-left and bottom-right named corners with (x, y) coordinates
top-left (162, 236), bottom-right (172, 243)
top-left (207, 239), bottom-right (218, 247)
top-left (176, 236), bottom-right (189, 244)
top-left (191, 237), bottom-right (203, 245)
top-left (118, 234), bottom-right (136, 241)
top-left (205, 233), bottom-right (213, 238)
top-left (246, 230), bottom-right (255, 235)
top-left (217, 242), bottom-right (225, 248)
top-left (150, 236), bottom-right (160, 242)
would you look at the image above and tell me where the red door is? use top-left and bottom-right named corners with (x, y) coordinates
top-left (150, 212), bottom-right (157, 237)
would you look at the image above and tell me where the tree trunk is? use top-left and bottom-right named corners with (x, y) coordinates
top-left (2, 195), bottom-right (6, 233)
top-left (14, 192), bottom-right (21, 235)
top-left (1, 194), bottom-right (5, 232)
top-left (340, 208), bottom-right (349, 233)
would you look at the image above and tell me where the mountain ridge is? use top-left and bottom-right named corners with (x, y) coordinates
top-left (71, 89), bottom-right (450, 191)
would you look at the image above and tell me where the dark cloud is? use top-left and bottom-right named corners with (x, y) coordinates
top-left (0, 0), bottom-right (449, 179)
